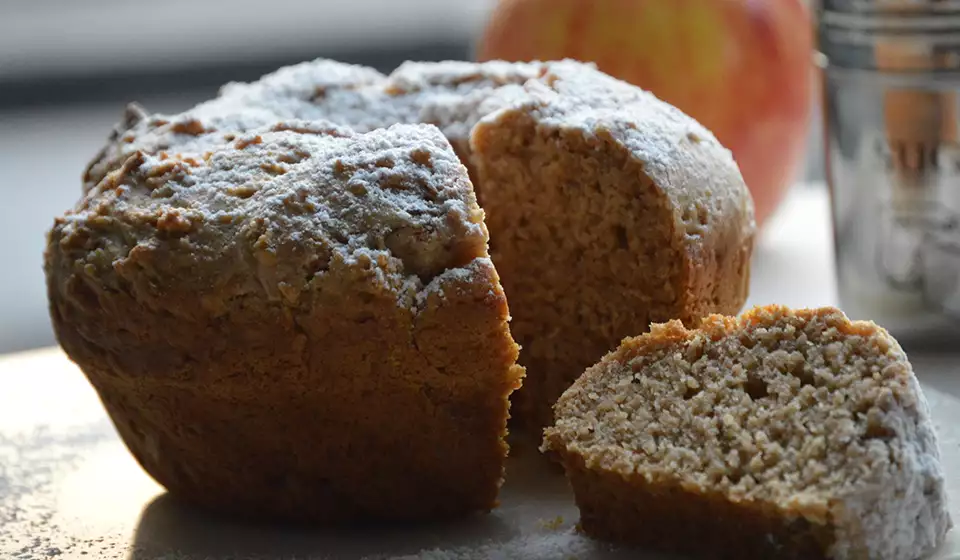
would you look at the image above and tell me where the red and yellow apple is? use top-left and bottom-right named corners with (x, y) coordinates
top-left (477, 0), bottom-right (814, 227)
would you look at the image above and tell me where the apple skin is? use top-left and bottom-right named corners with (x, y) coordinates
top-left (477, 0), bottom-right (814, 227)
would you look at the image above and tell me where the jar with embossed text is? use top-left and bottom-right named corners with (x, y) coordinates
top-left (819, 0), bottom-right (960, 345)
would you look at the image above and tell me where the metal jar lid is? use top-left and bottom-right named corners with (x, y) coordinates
top-left (817, 0), bottom-right (960, 71)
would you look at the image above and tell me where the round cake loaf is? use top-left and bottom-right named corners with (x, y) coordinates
top-left (79, 59), bottom-right (756, 429)
top-left (543, 305), bottom-right (951, 560)
top-left (47, 122), bottom-right (524, 521)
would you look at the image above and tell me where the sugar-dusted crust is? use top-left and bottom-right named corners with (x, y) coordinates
top-left (544, 305), bottom-right (951, 559)
top-left (47, 123), bottom-right (523, 521)
top-left (471, 61), bottom-right (754, 428)
top-left (82, 60), bottom-right (545, 193)
top-left (77, 57), bottom-right (754, 432)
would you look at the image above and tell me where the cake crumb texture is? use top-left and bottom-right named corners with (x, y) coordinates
top-left (544, 305), bottom-right (951, 560)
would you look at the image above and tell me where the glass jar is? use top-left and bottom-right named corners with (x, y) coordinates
top-left (818, 0), bottom-right (960, 346)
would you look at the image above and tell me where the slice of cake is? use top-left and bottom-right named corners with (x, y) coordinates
top-left (471, 61), bottom-right (754, 428)
top-left (543, 306), bottom-right (951, 560)
top-left (46, 122), bottom-right (524, 521)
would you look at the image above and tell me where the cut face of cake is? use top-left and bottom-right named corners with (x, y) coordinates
top-left (470, 61), bottom-right (754, 428)
top-left (80, 58), bottom-right (755, 429)
top-left (543, 306), bottom-right (951, 560)
top-left (46, 122), bottom-right (524, 521)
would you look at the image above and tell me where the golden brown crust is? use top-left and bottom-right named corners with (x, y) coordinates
top-left (55, 259), bottom-right (522, 521)
top-left (557, 450), bottom-right (833, 560)
top-left (48, 124), bottom-right (523, 521)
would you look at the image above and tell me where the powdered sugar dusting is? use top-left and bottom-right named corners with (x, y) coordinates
top-left (84, 57), bottom-right (753, 258)
top-left (373, 526), bottom-right (621, 560)
top-left (83, 59), bottom-right (544, 194)
top-left (0, 420), bottom-right (118, 559)
top-left (58, 121), bottom-right (490, 312)
top-left (828, 365), bottom-right (953, 560)
top-left (416, 258), bottom-right (491, 308)
top-left (473, 60), bottom-right (754, 247)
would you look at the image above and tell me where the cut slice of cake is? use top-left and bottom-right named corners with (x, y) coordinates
top-left (471, 61), bottom-right (754, 429)
top-left (543, 305), bottom-right (951, 560)
top-left (47, 122), bottom-right (524, 521)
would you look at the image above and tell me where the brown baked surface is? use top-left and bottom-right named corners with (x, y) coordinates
top-left (80, 58), bottom-right (755, 429)
top-left (46, 123), bottom-right (523, 521)
top-left (543, 305), bottom-right (951, 559)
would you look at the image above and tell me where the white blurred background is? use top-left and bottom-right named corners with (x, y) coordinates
top-left (0, 0), bottom-right (824, 354)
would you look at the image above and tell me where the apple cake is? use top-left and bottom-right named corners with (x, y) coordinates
top-left (47, 122), bottom-right (524, 521)
top-left (543, 305), bottom-right (951, 560)
top-left (80, 58), bottom-right (755, 429)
